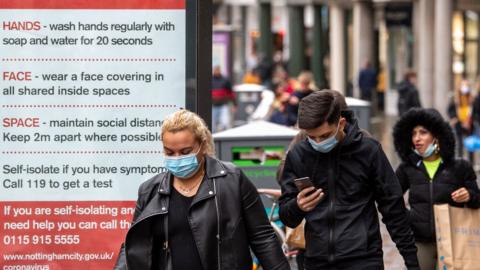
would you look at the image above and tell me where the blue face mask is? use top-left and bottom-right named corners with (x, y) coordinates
top-left (414, 142), bottom-right (435, 158)
top-left (164, 146), bottom-right (202, 179)
top-left (307, 123), bottom-right (340, 153)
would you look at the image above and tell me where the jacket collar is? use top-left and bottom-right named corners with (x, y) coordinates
top-left (132, 175), bottom-right (169, 226)
top-left (409, 152), bottom-right (445, 167)
top-left (205, 155), bottom-right (228, 178)
top-left (416, 158), bottom-right (445, 181)
top-left (408, 152), bottom-right (423, 166)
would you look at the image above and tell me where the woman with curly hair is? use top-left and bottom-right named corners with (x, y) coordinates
top-left (393, 108), bottom-right (480, 270)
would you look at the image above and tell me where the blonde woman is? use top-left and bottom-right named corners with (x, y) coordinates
top-left (114, 110), bottom-right (289, 270)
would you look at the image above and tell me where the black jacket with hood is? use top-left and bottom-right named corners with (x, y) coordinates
top-left (393, 108), bottom-right (480, 243)
top-left (114, 156), bottom-right (289, 270)
top-left (279, 119), bottom-right (419, 269)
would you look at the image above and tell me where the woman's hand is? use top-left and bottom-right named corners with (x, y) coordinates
top-left (451, 187), bottom-right (471, 203)
top-left (297, 187), bottom-right (324, 212)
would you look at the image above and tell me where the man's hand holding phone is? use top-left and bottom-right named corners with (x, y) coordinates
top-left (294, 177), bottom-right (324, 212)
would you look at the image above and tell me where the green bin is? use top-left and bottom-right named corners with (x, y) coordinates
top-left (213, 121), bottom-right (299, 207)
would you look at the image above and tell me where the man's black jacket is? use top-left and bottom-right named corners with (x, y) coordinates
top-left (279, 121), bottom-right (419, 269)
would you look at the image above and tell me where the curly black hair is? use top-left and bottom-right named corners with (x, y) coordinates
top-left (393, 108), bottom-right (455, 164)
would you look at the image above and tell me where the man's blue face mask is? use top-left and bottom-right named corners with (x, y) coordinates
top-left (164, 145), bottom-right (202, 179)
top-left (307, 123), bottom-right (340, 153)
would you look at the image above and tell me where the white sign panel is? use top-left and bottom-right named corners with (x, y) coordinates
top-left (0, 1), bottom-right (186, 269)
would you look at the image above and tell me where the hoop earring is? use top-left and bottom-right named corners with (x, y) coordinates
top-left (433, 141), bottom-right (440, 154)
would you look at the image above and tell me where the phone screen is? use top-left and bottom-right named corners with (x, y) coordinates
top-left (294, 177), bottom-right (314, 191)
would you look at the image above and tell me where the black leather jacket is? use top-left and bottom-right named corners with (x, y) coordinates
top-left (114, 156), bottom-right (289, 270)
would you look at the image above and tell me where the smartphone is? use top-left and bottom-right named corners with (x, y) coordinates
top-left (294, 177), bottom-right (314, 191)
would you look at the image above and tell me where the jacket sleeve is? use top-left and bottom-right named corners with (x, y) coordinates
top-left (112, 182), bottom-right (150, 270)
top-left (239, 169), bottom-right (290, 270)
top-left (395, 163), bottom-right (411, 194)
top-left (278, 151), bottom-right (306, 228)
top-left (371, 145), bottom-right (419, 270)
top-left (459, 160), bottom-right (480, 208)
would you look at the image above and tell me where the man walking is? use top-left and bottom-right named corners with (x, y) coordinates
top-left (397, 71), bottom-right (421, 116)
top-left (211, 66), bottom-right (235, 132)
top-left (358, 60), bottom-right (377, 101)
top-left (279, 90), bottom-right (419, 269)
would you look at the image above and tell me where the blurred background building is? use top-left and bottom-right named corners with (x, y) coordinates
top-left (211, 0), bottom-right (480, 117)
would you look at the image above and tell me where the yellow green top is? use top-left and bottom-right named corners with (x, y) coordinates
top-left (423, 158), bottom-right (442, 180)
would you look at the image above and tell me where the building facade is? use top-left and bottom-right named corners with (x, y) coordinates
top-left (214, 0), bottom-right (480, 116)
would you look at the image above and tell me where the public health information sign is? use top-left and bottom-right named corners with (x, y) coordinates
top-left (0, 1), bottom-right (186, 269)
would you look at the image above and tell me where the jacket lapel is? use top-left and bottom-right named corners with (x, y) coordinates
top-left (191, 156), bottom-right (227, 207)
top-left (134, 173), bottom-right (170, 224)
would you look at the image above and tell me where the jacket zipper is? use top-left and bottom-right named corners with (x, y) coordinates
top-left (327, 152), bottom-right (336, 264)
top-left (420, 161), bottom-right (438, 240)
top-left (429, 180), bottom-right (434, 238)
top-left (429, 164), bottom-right (440, 240)
top-left (423, 161), bottom-right (440, 240)
top-left (213, 178), bottom-right (221, 270)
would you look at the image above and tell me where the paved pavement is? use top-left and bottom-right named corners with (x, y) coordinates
top-left (374, 117), bottom-right (410, 268)
top-left (371, 113), bottom-right (401, 167)
top-left (370, 113), bottom-right (406, 269)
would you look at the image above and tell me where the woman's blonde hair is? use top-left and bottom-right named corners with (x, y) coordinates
top-left (161, 110), bottom-right (215, 155)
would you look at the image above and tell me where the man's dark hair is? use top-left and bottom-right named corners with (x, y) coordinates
top-left (298, 89), bottom-right (343, 129)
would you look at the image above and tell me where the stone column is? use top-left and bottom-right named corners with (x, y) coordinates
top-left (478, 11), bottom-right (480, 78)
top-left (258, 2), bottom-right (273, 60)
top-left (330, 3), bottom-right (346, 94)
top-left (240, 6), bottom-right (248, 74)
top-left (288, 5), bottom-right (306, 78)
top-left (312, 4), bottom-right (327, 89)
top-left (352, 0), bottom-right (374, 98)
top-left (418, 0), bottom-right (435, 108)
top-left (434, 0), bottom-right (452, 116)
top-left (231, 5), bottom-right (245, 83)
